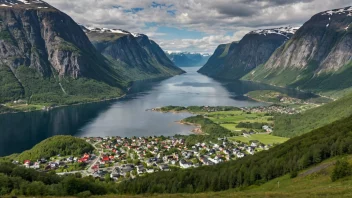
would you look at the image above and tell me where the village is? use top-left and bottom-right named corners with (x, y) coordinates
top-left (18, 135), bottom-right (272, 181)
top-left (240, 104), bottom-right (300, 114)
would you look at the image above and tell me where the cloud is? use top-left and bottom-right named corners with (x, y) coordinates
top-left (45, 0), bottom-right (352, 53)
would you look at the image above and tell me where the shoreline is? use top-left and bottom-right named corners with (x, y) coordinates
top-left (0, 93), bottom-right (128, 115)
top-left (176, 121), bottom-right (204, 135)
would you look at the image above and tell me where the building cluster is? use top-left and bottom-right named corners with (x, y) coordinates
top-left (83, 136), bottom-right (270, 180)
top-left (17, 153), bottom-right (95, 171)
top-left (241, 105), bottom-right (299, 114)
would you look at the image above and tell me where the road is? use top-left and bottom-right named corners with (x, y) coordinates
top-left (56, 140), bottom-right (102, 176)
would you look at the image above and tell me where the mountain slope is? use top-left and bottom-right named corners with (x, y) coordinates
top-left (244, 6), bottom-right (352, 98)
top-left (198, 42), bottom-right (238, 75)
top-left (82, 26), bottom-right (184, 81)
top-left (199, 27), bottom-right (297, 79)
top-left (0, 0), bottom-right (127, 104)
top-left (166, 52), bottom-right (210, 67)
top-left (273, 92), bottom-right (352, 138)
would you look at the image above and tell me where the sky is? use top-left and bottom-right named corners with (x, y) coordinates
top-left (46, 0), bottom-right (352, 54)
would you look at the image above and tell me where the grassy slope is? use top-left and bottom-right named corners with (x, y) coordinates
top-left (230, 134), bottom-right (288, 145)
top-left (92, 156), bottom-right (352, 198)
top-left (17, 136), bottom-right (94, 162)
top-left (0, 65), bottom-right (24, 103)
top-left (274, 92), bottom-right (352, 137)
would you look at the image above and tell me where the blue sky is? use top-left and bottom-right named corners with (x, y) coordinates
top-left (47, 0), bottom-right (352, 54)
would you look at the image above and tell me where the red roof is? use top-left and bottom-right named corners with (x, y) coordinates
top-left (102, 156), bottom-right (110, 161)
top-left (24, 160), bottom-right (31, 164)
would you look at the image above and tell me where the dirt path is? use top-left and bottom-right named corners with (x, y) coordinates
top-left (299, 162), bottom-right (334, 177)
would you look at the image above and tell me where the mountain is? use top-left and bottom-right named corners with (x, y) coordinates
top-left (0, 0), bottom-right (128, 105)
top-left (198, 27), bottom-right (298, 79)
top-left (166, 52), bottom-right (211, 67)
top-left (243, 6), bottom-right (352, 98)
top-left (81, 26), bottom-right (185, 81)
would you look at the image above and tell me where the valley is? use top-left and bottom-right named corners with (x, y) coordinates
top-left (1, 1), bottom-right (352, 198)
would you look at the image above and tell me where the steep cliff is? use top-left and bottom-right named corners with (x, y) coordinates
top-left (0, 0), bottom-right (127, 104)
top-left (199, 27), bottom-right (297, 79)
top-left (82, 26), bottom-right (184, 81)
top-left (244, 6), bottom-right (352, 97)
top-left (166, 52), bottom-right (210, 67)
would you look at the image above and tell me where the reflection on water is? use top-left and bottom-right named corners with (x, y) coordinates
top-left (0, 67), bottom-right (315, 156)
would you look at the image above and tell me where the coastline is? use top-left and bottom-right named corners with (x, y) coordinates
top-left (176, 121), bottom-right (204, 135)
top-left (0, 93), bottom-right (128, 115)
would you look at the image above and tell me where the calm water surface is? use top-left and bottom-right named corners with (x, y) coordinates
top-left (0, 67), bottom-right (315, 156)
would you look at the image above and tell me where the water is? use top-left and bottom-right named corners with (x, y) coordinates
top-left (0, 67), bottom-right (315, 156)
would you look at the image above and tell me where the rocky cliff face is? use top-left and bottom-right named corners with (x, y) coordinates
top-left (244, 6), bottom-right (352, 97)
top-left (198, 27), bottom-right (297, 79)
top-left (0, 0), bottom-right (126, 104)
top-left (166, 52), bottom-right (210, 67)
top-left (82, 26), bottom-right (184, 80)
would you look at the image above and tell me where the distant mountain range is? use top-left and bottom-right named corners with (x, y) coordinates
top-left (0, 0), bottom-right (183, 106)
top-left (198, 27), bottom-right (298, 79)
top-left (166, 52), bottom-right (211, 67)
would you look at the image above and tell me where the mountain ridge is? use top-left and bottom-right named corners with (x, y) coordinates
top-left (166, 51), bottom-right (211, 67)
top-left (198, 26), bottom-right (297, 79)
top-left (243, 6), bottom-right (352, 98)
top-left (81, 25), bottom-right (185, 81)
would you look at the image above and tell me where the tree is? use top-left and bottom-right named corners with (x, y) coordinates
top-left (331, 159), bottom-right (352, 181)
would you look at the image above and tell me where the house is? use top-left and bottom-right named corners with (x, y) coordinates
top-left (23, 160), bottom-right (31, 168)
top-left (32, 162), bottom-right (40, 169)
top-left (237, 153), bottom-right (245, 158)
top-left (146, 169), bottom-right (155, 173)
top-left (251, 142), bottom-right (258, 147)
top-left (159, 164), bottom-right (170, 171)
top-left (179, 159), bottom-right (193, 169)
top-left (136, 165), bottom-right (145, 174)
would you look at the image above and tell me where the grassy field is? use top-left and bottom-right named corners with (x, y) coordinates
top-left (206, 110), bottom-right (273, 132)
top-left (230, 134), bottom-right (289, 145)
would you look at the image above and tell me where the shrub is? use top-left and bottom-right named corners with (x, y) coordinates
top-left (331, 159), bottom-right (352, 182)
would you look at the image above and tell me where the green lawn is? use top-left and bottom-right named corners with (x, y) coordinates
top-left (206, 110), bottom-right (273, 131)
top-left (230, 134), bottom-right (289, 145)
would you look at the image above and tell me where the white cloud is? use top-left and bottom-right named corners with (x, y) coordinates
top-left (45, 0), bottom-right (352, 53)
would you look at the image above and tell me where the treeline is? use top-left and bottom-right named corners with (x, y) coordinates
top-left (116, 114), bottom-right (352, 194)
top-left (0, 162), bottom-right (116, 196)
top-left (181, 115), bottom-right (232, 145)
top-left (17, 136), bottom-right (94, 162)
top-left (236, 122), bottom-right (269, 129)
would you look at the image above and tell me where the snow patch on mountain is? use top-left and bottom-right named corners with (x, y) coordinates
top-left (321, 6), bottom-right (352, 16)
top-left (80, 25), bottom-right (146, 38)
top-left (166, 51), bottom-right (211, 56)
top-left (0, 0), bottom-right (45, 6)
top-left (249, 26), bottom-right (299, 38)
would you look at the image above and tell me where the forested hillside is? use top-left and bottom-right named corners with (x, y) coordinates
top-left (273, 93), bottom-right (352, 137)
